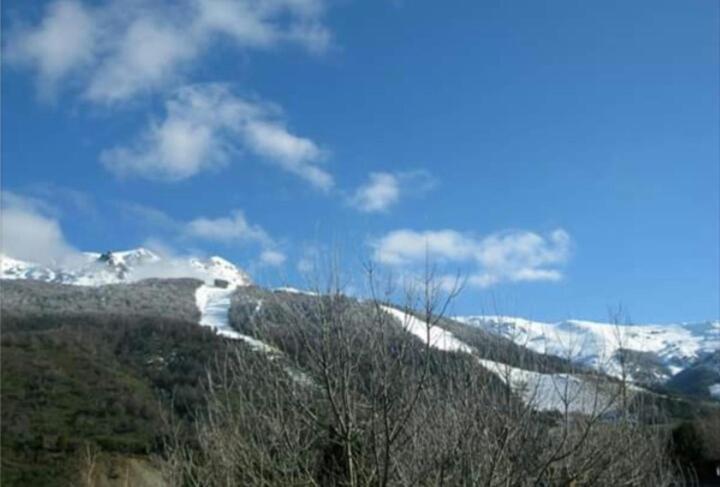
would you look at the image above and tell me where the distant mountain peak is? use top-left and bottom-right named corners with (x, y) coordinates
top-left (188, 255), bottom-right (252, 287)
top-left (1, 248), bottom-right (252, 287)
top-left (455, 315), bottom-right (720, 387)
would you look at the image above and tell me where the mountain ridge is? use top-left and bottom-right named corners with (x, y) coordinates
top-left (3, 248), bottom-right (718, 398)
top-left (1, 248), bottom-right (252, 288)
top-left (456, 315), bottom-right (720, 397)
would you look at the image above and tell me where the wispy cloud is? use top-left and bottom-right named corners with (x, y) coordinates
top-left (349, 170), bottom-right (435, 213)
top-left (101, 83), bottom-right (333, 188)
top-left (85, 17), bottom-right (197, 102)
top-left (186, 210), bottom-right (272, 245)
top-left (297, 244), bottom-right (322, 273)
top-left (372, 228), bottom-right (571, 288)
top-left (119, 202), bottom-right (179, 232)
top-left (351, 172), bottom-right (400, 212)
top-left (7, 1), bottom-right (335, 189)
top-left (4, 0), bottom-right (97, 99)
top-left (259, 249), bottom-right (287, 267)
top-left (6, 0), bottom-right (331, 102)
top-left (21, 182), bottom-right (97, 218)
top-left (120, 202), bottom-right (286, 265)
top-left (243, 120), bottom-right (332, 189)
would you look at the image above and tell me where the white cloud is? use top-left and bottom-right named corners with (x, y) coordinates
top-left (186, 209), bottom-right (271, 244)
top-left (194, 0), bottom-right (276, 47)
top-left (6, 0), bottom-right (331, 103)
top-left (122, 202), bottom-right (275, 247)
top-left (373, 229), bottom-right (475, 265)
top-left (86, 18), bottom-right (197, 102)
top-left (101, 102), bottom-right (228, 181)
top-left (244, 120), bottom-right (331, 190)
top-left (24, 183), bottom-right (96, 218)
top-left (8, 2), bottom-right (334, 188)
top-left (297, 256), bottom-right (314, 273)
top-left (5, 0), bottom-right (97, 98)
top-left (194, 0), bottom-right (330, 52)
top-left (351, 172), bottom-right (400, 213)
top-left (121, 203), bottom-right (284, 266)
top-left (102, 84), bottom-right (333, 188)
top-left (350, 170), bottom-right (435, 213)
top-left (372, 228), bottom-right (571, 288)
top-left (259, 249), bottom-right (287, 267)
top-left (0, 191), bottom-right (80, 265)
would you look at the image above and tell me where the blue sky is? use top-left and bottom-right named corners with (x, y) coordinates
top-left (2, 0), bottom-right (718, 322)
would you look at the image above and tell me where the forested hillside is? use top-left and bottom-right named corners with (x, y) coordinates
top-left (2, 278), bottom-right (719, 486)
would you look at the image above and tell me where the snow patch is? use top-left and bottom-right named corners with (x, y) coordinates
top-left (710, 384), bottom-right (720, 399)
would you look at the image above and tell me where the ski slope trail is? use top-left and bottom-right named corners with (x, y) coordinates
top-left (195, 284), bottom-right (274, 352)
top-left (380, 305), bottom-right (472, 353)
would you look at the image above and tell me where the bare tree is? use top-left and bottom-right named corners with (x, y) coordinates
top-left (162, 345), bottom-right (319, 486)
top-left (161, 262), bottom-right (687, 486)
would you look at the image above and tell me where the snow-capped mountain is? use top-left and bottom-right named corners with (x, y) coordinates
top-left (1, 249), bottom-right (252, 287)
top-left (455, 315), bottom-right (720, 385)
top-left (4, 248), bottom-right (717, 396)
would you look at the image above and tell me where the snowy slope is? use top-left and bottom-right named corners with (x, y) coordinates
top-left (1, 249), bottom-right (251, 287)
top-left (455, 315), bottom-right (720, 383)
top-left (381, 305), bottom-right (472, 353)
top-left (383, 305), bottom-right (622, 413)
top-left (195, 283), bottom-right (274, 352)
top-left (476, 358), bottom-right (621, 414)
